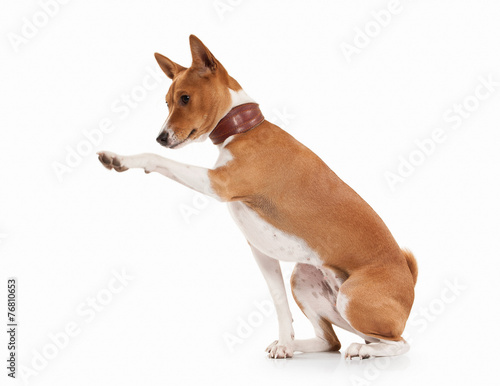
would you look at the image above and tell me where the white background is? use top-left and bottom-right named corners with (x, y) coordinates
top-left (1, 0), bottom-right (499, 385)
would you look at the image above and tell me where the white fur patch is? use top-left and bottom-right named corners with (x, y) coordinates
top-left (213, 137), bottom-right (234, 168)
top-left (227, 201), bottom-right (322, 265)
top-left (229, 88), bottom-right (255, 108)
top-left (336, 290), bottom-right (349, 323)
top-left (159, 113), bottom-right (171, 135)
top-left (292, 265), bottom-right (347, 329)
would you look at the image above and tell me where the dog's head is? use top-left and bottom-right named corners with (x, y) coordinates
top-left (154, 35), bottom-right (241, 149)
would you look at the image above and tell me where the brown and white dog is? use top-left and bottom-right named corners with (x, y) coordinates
top-left (98, 35), bottom-right (417, 360)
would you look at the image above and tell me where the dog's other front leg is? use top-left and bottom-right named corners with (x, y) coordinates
top-left (250, 244), bottom-right (295, 359)
top-left (97, 152), bottom-right (219, 200)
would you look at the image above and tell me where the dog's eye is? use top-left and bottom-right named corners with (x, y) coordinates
top-left (180, 95), bottom-right (190, 105)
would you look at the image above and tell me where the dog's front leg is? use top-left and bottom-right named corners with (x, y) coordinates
top-left (250, 244), bottom-right (295, 359)
top-left (97, 151), bottom-right (219, 200)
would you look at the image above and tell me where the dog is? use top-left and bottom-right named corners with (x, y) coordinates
top-left (98, 35), bottom-right (417, 360)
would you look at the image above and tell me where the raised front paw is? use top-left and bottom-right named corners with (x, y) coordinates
top-left (265, 340), bottom-right (294, 359)
top-left (97, 151), bottom-right (129, 172)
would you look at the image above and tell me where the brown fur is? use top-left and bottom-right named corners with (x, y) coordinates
top-left (402, 248), bottom-right (418, 285)
top-left (318, 317), bottom-right (342, 351)
top-left (154, 36), bottom-right (239, 145)
top-left (157, 35), bottom-right (416, 343)
top-left (209, 122), bottom-right (416, 341)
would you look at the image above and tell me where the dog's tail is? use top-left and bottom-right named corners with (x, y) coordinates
top-left (402, 248), bottom-right (418, 286)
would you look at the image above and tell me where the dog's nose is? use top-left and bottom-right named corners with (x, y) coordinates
top-left (156, 131), bottom-right (169, 146)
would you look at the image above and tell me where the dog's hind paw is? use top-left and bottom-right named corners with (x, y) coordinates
top-left (344, 339), bottom-right (409, 360)
top-left (265, 340), bottom-right (294, 359)
top-left (97, 151), bottom-right (129, 172)
top-left (345, 343), bottom-right (366, 360)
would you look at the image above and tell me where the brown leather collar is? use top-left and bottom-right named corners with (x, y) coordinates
top-left (209, 103), bottom-right (265, 145)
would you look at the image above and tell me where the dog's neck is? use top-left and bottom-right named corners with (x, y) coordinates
top-left (209, 89), bottom-right (264, 145)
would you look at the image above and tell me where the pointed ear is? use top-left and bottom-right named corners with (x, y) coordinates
top-left (189, 35), bottom-right (218, 75)
top-left (154, 52), bottom-right (186, 79)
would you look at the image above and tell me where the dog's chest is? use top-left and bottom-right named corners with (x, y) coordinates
top-left (227, 201), bottom-right (322, 264)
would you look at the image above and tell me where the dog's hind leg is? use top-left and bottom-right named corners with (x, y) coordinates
top-left (290, 263), bottom-right (343, 353)
top-left (337, 266), bottom-right (414, 359)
